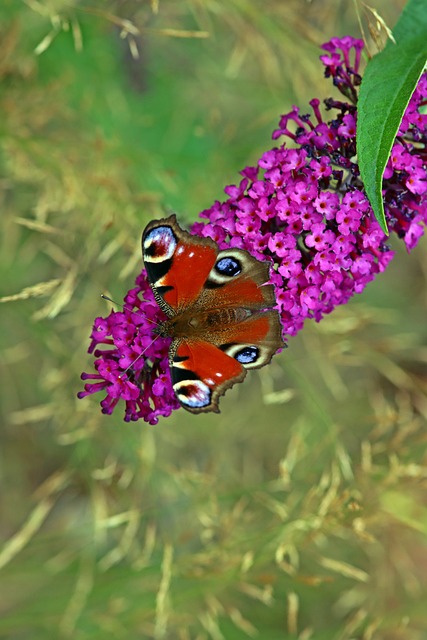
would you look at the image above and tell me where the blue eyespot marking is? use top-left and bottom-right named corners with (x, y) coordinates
top-left (235, 346), bottom-right (259, 364)
top-left (215, 257), bottom-right (242, 277)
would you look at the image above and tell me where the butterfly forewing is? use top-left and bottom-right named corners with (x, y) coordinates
top-left (143, 216), bottom-right (217, 314)
top-left (171, 340), bottom-right (246, 413)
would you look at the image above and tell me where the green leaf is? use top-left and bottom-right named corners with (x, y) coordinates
top-left (357, 0), bottom-right (427, 234)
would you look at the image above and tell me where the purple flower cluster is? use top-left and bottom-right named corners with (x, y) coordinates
top-left (192, 37), bottom-right (427, 336)
top-left (79, 36), bottom-right (427, 423)
top-left (78, 274), bottom-right (179, 424)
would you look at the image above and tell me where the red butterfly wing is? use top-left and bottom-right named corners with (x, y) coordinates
top-left (170, 312), bottom-right (282, 413)
top-left (142, 215), bottom-right (217, 314)
top-left (170, 340), bottom-right (246, 413)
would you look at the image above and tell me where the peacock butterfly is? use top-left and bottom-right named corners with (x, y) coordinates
top-left (142, 215), bottom-right (285, 413)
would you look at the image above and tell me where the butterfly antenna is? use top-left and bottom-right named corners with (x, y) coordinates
top-left (101, 294), bottom-right (158, 327)
top-left (100, 295), bottom-right (163, 379)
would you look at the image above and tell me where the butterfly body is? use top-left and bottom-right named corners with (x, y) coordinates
top-left (142, 215), bottom-right (284, 413)
top-left (156, 307), bottom-right (251, 340)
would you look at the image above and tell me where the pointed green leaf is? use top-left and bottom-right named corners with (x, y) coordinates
top-left (357, 0), bottom-right (427, 234)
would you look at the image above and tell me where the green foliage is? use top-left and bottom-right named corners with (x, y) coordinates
top-left (1, 2), bottom-right (427, 639)
top-left (357, 0), bottom-right (427, 233)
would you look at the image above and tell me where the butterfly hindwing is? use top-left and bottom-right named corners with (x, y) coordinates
top-left (142, 215), bottom-right (285, 413)
top-left (193, 247), bottom-right (276, 313)
top-left (169, 310), bottom-right (283, 413)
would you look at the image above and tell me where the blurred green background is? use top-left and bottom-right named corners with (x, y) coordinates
top-left (1, 1), bottom-right (427, 638)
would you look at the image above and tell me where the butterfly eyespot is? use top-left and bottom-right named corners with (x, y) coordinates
top-left (222, 342), bottom-right (271, 369)
top-left (173, 379), bottom-right (212, 409)
top-left (234, 345), bottom-right (259, 364)
top-left (215, 257), bottom-right (242, 277)
top-left (143, 226), bottom-right (177, 263)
